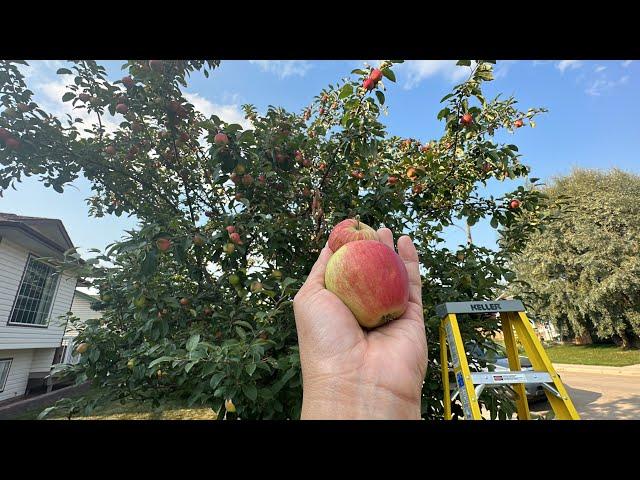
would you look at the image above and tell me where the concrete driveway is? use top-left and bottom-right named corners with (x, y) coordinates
top-left (529, 369), bottom-right (640, 420)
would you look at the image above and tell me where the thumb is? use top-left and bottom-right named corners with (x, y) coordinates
top-left (300, 244), bottom-right (333, 295)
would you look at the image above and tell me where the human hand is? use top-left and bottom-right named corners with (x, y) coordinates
top-left (293, 228), bottom-right (427, 419)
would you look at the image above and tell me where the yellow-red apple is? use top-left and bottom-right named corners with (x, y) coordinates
top-left (327, 218), bottom-right (379, 253)
top-left (325, 240), bottom-right (409, 328)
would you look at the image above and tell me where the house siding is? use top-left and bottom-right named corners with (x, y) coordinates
top-left (0, 349), bottom-right (33, 402)
top-left (67, 293), bottom-right (102, 337)
top-left (0, 237), bottom-right (76, 349)
top-left (30, 348), bottom-right (56, 373)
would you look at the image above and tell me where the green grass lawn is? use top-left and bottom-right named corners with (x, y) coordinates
top-left (9, 390), bottom-right (218, 420)
top-left (544, 343), bottom-right (640, 367)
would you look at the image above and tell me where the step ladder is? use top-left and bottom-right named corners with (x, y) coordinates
top-left (436, 300), bottom-right (580, 420)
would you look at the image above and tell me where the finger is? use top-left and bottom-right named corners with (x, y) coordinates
top-left (377, 227), bottom-right (394, 250)
top-left (299, 245), bottom-right (333, 295)
top-left (397, 235), bottom-right (422, 306)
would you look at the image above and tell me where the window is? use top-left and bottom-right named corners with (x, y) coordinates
top-left (8, 255), bottom-right (60, 327)
top-left (0, 359), bottom-right (12, 392)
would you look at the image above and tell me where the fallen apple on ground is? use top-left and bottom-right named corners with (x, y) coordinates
top-left (325, 239), bottom-right (409, 329)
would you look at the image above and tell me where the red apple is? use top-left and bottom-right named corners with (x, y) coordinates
top-left (122, 76), bottom-right (135, 88)
top-left (328, 218), bottom-right (380, 252)
top-left (230, 173), bottom-right (240, 184)
top-left (514, 118), bottom-right (524, 128)
top-left (413, 184), bottom-right (424, 194)
top-left (275, 153), bottom-right (287, 164)
top-left (234, 192), bottom-right (243, 201)
top-left (4, 137), bottom-right (20, 150)
top-left (258, 174), bottom-right (266, 184)
top-left (461, 113), bottom-right (473, 126)
top-left (302, 159), bottom-right (312, 168)
top-left (318, 162), bottom-right (327, 171)
top-left (225, 225), bottom-right (235, 235)
top-left (406, 167), bottom-right (417, 179)
top-left (179, 297), bottom-right (190, 306)
top-left (363, 77), bottom-right (375, 91)
top-left (214, 132), bottom-right (229, 145)
top-left (156, 238), bottom-right (172, 251)
top-left (295, 150), bottom-right (303, 163)
top-left (509, 199), bottom-right (521, 209)
top-left (230, 232), bottom-right (243, 245)
top-left (325, 240), bottom-right (409, 328)
top-left (370, 68), bottom-right (383, 83)
top-left (116, 103), bottom-right (128, 114)
top-left (242, 174), bottom-right (253, 186)
top-left (131, 121), bottom-right (144, 133)
top-left (387, 176), bottom-right (398, 185)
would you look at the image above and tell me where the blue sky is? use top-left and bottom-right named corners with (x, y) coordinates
top-left (2, 59), bottom-right (638, 257)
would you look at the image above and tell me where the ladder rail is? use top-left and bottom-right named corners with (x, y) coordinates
top-left (436, 301), bottom-right (580, 420)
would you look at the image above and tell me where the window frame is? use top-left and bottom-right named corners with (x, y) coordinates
top-left (0, 358), bottom-right (13, 392)
top-left (7, 253), bottom-right (61, 328)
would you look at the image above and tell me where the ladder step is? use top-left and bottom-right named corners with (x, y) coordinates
top-left (470, 371), bottom-right (552, 385)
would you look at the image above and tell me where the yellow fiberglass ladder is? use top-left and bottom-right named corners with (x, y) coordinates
top-left (436, 300), bottom-right (580, 420)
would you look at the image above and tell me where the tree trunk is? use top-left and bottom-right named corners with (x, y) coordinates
top-left (574, 331), bottom-right (593, 345)
top-left (619, 330), bottom-right (630, 350)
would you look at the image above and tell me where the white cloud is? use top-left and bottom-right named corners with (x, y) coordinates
top-left (532, 60), bottom-right (551, 66)
top-left (585, 75), bottom-right (630, 96)
top-left (183, 92), bottom-right (252, 130)
top-left (37, 78), bottom-right (119, 136)
top-left (594, 65), bottom-right (607, 73)
top-left (556, 60), bottom-right (583, 73)
top-left (249, 60), bottom-right (313, 78)
top-left (398, 60), bottom-right (475, 89)
top-left (494, 60), bottom-right (516, 79)
top-left (622, 60), bottom-right (633, 68)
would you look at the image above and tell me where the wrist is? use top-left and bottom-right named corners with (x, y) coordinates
top-left (301, 376), bottom-right (422, 420)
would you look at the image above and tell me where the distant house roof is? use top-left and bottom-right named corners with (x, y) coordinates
top-left (74, 289), bottom-right (100, 302)
top-left (0, 212), bottom-right (74, 252)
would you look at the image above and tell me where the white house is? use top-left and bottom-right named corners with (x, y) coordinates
top-left (0, 212), bottom-right (78, 402)
top-left (59, 289), bottom-right (103, 365)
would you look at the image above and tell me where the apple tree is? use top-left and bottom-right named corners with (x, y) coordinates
top-left (0, 59), bottom-right (548, 419)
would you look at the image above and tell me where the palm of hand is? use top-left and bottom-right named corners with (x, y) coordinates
top-left (294, 228), bottom-right (428, 418)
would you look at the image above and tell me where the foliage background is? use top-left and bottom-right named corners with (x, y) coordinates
top-left (0, 59), bottom-right (547, 419)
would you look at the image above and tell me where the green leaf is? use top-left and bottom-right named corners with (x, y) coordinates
top-left (149, 356), bottom-right (173, 368)
top-left (490, 216), bottom-right (499, 229)
top-left (186, 334), bottom-right (200, 352)
top-left (56, 68), bottom-right (73, 75)
top-left (235, 326), bottom-right (246, 340)
top-left (440, 93), bottom-right (455, 103)
top-left (242, 384), bottom-right (257, 401)
top-left (140, 248), bottom-right (158, 277)
top-left (339, 83), bottom-right (353, 99)
top-left (209, 372), bottom-right (225, 389)
top-left (375, 91), bottom-right (385, 105)
top-left (37, 406), bottom-right (57, 420)
top-left (62, 92), bottom-right (75, 102)
top-left (245, 363), bottom-right (256, 376)
top-left (382, 68), bottom-right (396, 82)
